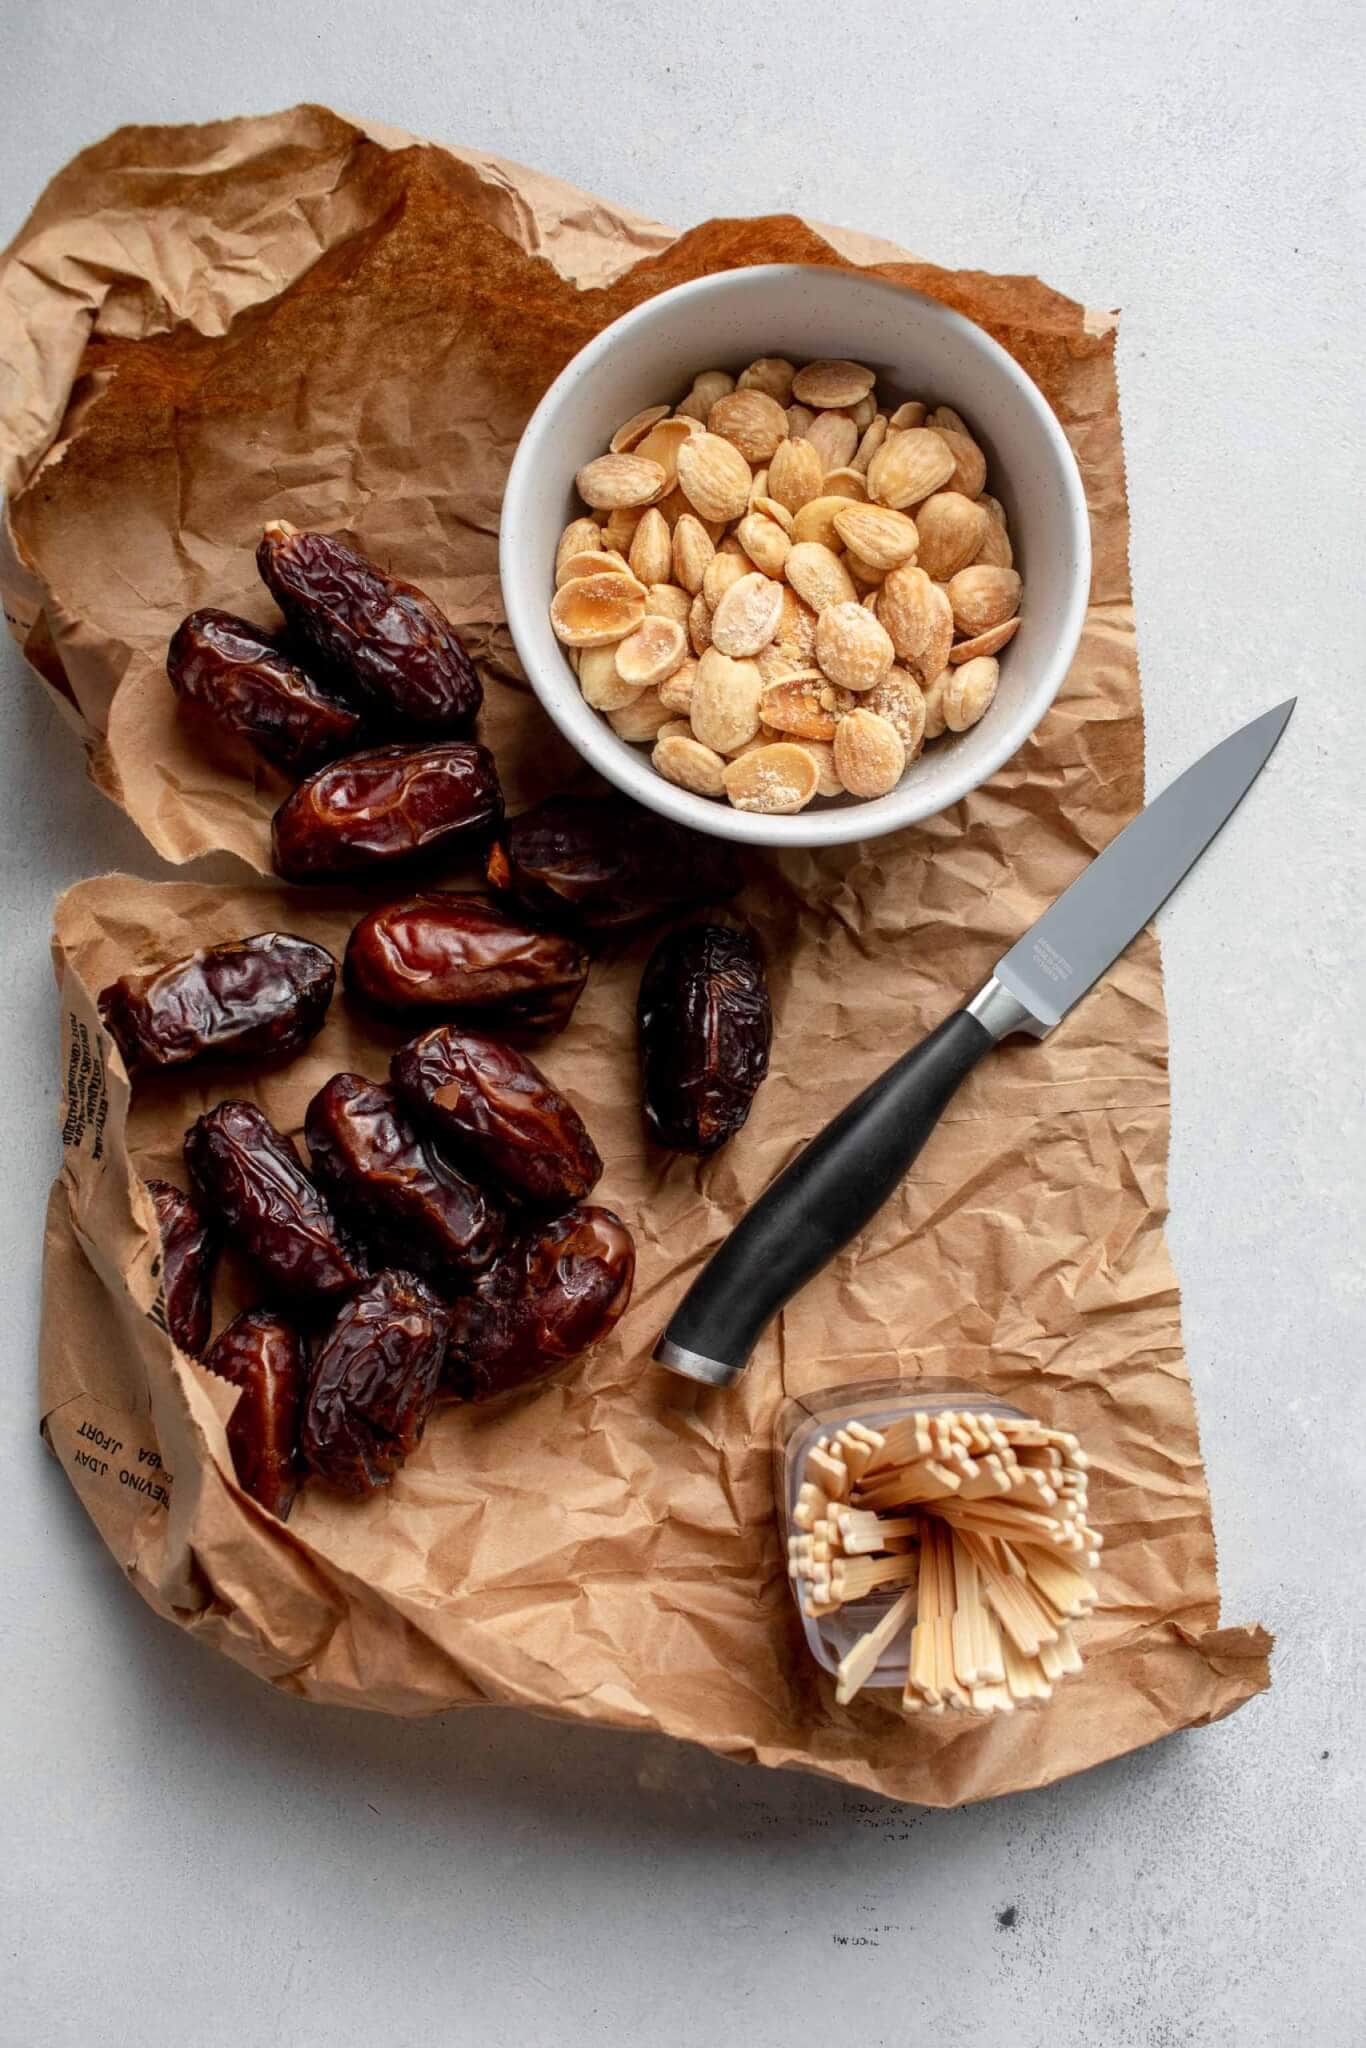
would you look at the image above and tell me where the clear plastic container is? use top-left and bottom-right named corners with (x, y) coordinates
top-left (776, 1377), bottom-right (1030, 1689)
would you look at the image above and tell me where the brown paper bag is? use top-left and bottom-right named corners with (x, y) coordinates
top-left (4, 107), bottom-right (1270, 1802)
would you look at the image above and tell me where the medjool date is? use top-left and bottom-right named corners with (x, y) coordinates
top-left (205, 1307), bottom-right (306, 1520)
top-left (185, 1100), bottom-right (367, 1308)
top-left (392, 1027), bottom-right (601, 1208)
top-left (444, 1205), bottom-right (635, 1401)
top-left (257, 523), bottom-right (481, 734)
top-left (99, 932), bottom-right (335, 1075)
top-left (484, 794), bottom-right (743, 930)
top-left (305, 1071), bottom-right (505, 1281)
top-left (301, 1269), bottom-right (447, 1496)
top-left (167, 608), bottom-right (366, 775)
top-left (344, 893), bottom-right (589, 1032)
top-left (637, 922), bottom-right (771, 1153)
top-left (272, 742), bottom-right (502, 881)
top-left (146, 1178), bottom-right (216, 1357)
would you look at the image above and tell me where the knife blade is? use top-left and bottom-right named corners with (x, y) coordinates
top-left (654, 699), bottom-right (1295, 1388)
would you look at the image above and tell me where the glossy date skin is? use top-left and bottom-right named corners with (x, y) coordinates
top-left (391, 1027), bottom-right (602, 1209)
top-left (167, 608), bottom-right (366, 775)
top-left (205, 1307), bottom-right (306, 1520)
top-left (146, 1178), bottom-right (216, 1357)
top-left (637, 923), bottom-right (772, 1154)
top-left (100, 932), bottom-right (336, 1076)
top-left (185, 1099), bottom-right (368, 1309)
top-left (301, 1269), bottom-right (448, 1496)
top-left (345, 893), bottom-right (590, 1033)
top-left (272, 742), bottom-right (502, 882)
top-left (444, 1205), bottom-right (635, 1402)
top-left (484, 794), bottom-right (743, 931)
top-left (305, 1071), bottom-right (505, 1282)
top-left (257, 524), bottom-right (482, 735)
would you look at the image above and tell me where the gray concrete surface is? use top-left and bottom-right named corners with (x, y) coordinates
top-left (2, 4), bottom-right (1362, 2043)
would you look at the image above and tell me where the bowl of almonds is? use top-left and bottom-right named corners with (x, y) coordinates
top-left (501, 265), bottom-right (1089, 846)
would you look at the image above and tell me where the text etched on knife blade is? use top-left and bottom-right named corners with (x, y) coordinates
top-left (1031, 938), bottom-right (1074, 985)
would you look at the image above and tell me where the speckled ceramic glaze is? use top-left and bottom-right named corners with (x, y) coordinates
top-left (500, 265), bottom-right (1090, 848)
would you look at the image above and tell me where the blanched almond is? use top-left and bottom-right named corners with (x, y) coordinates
top-left (556, 517), bottom-right (604, 574)
top-left (949, 616), bottom-right (1020, 663)
top-left (947, 565), bottom-right (1022, 636)
top-left (554, 547), bottom-right (631, 587)
top-left (576, 452), bottom-right (668, 509)
top-left (748, 467), bottom-right (769, 507)
top-left (833, 503), bottom-right (920, 571)
top-left (551, 570), bottom-right (648, 646)
top-left (930, 404), bottom-right (973, 438)
top-left (852, 415), bottom-right (888, 473)
top-left (736, 512), bottom-right (791, 577)
top-left (688, 592), bottom-right (713, 654)
top-left (922, 672), bottom-right (950, 739)
top-left (802, 411), bottom-right (859, 473)
top-left (930, 426), bottom-right (987, 500)
top-left (578, 644), bottom-right (645, 712)
top-left (628, 508), bottom-right (673, 587)
top-left (867, 428), bottom-right (955, 509)
top-left (833, 709), bottom-right (906, 797)
top-left (676, 432), bottom-right (753, 522)
top-left (863, 667), bottom-right (927, 756)
top-left (786, 402), bottom-right (815, 438)
top-left (603, 505), bottom-right (645, 551)
top-left (914, 492), bottom-right (990, 580)
top-left (751, 493), bottom-right (795, 533)
top-left (645, 582), bottom-right (692, 627)
top-left (767, 436), bottom-right (825, 514)
top-left (702, 551), bottom-right (751, 609)
top-left (977, 492), bottom-right (1008, 527)
top-left (658, 654), bottom-right (699, 714)
top-left (841, 549), bottom-right (885, 589)
top-left (791, 495), bottom-right (854, 549)
top-left (889, 401), bottom-right (928, 429)
top-left (690, 649), bottom-right (763, 755)
top-left (672, 513), bottom-right (715, 594)
top-left (634, 417), bottom-right (700, 489)
top-left (610, 403), bottom-right (670, 453)
top-left (738, 357), bottom-right (796, 404)
top-left (653, 732), bottom-right (727, 796)
top-left (792, 358), bottom-right (877, 409)
top-left (845, 393), bottom-right (877, 431)
top-left (941, 655), bottom-right (1000, 731)
top-left (973, 518), bottom-right (1014, 569)
top-left (760, 673), bottom-right (839, 741)
top-left (708, 388), bottom-right (790, 464)
top-left (822, 467), bottom-right (869, 501)
top-left (785, 540), bottom-right (857, 612)
top-left (711, 572), bottom-right (785, 657)
top-left (722, 742), bottom-right (819, 813)
top-left (877, 563), bottom-right (937, 660)
top-left (776, 585), bottom-right (819, 657)
top-left (791, 739), bottom-right (844, 797)
top-left (656, 719), bottom-right (694, 741)
top-left (615, 615), bottom-right (688, 687)
top-left (608, 687), bottom-right (674, 742)
top-left (815, 599), bottom-right (895, 692)
top-left (910, 581), bottom-right (954, 682)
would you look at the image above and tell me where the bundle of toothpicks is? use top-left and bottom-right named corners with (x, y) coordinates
top-left (787, 1410), bottom-right (1100, 1715)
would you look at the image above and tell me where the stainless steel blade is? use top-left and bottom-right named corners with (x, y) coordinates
top-left (990, 699), bottom-right (1295, 1033)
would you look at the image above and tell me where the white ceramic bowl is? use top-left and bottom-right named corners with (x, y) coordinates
top-left (500, 264), bottom-right (1090, 848)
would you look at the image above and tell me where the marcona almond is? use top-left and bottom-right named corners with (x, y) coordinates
top-left (931, 426), bottom-right (987, 500)
top-left (785, 540), bottom-right (857, 612)
top-left (738, 357), bottom-right (796, 404)
top-left (792, 739), bottom-right (845, 797)
top-left (776, 584), bottom-right (819, 657)
top-left (708, 388), bottom-right (790, 464)
top-left (688, 592), bottom-right (713, 654)
top-left (578, 644), bottom-right (646, 712)
top-left (748, 467), bottom-right (769, 506)
top-left (786, 401), bottom-right (815, 437)
top-left (556, 517), bottom-right (603, 573)
top-left (690, 649), bottom-right (763, 755)
top-left (791, 495), bottom-right (854, 549)
top-left (853, 415), bottom-right (888, 472)
top-left (802, 411), bottom-right (859, 473)
top-left (656, 719), bottom-right (694, 741)
top-left (722, 742), bottom-right (819, 814)
top-left (551, 570), bottom-right (647, 646)
top-left (914, 492), bottom-right (990, 580)
top-left (942, 655), bottom-right (1000, 731)
top-left (645, 582), bottom-right (692, 627)
top-left (675, 372), bottom-right (734, 423)
top-left (653, 732), bottom-right (727, 796)
top-left (628, 508), bottom-right (673, 587)
top-left (610, 403), bottom-right (670, 453)
top-left (949, 616), bottom-right (1021, 664)
top-left (947, 565), bottom-right (1022, 636)
top-left (750, 493), bottom-right (794, 533)
top-left (736, 511), bottom-right (791, 577)
top-left (676, 432), bottom-right (753, 523)
top-left (841, 549), bottom-right (886, 589)
top-left (608, 687), bottom-right (674, 741)
top-left (910, 580), bottom-right (955, 681)
top-left (930, 404), bottom-right (973, 438)
top-left (672, 513), bottom-right (715, 594)
top-left (889, 401), bottom-right (928, 429)
top-left (834, 503), bottom-right (920, 571)
top-left (576, 452), bottom-right (668, 509)
top-left (921, 673), bottom-right (949, 739)
top-left (634, 417), bottom-right (700, 488)
top-left (615, 615), bottom-right (688, 687)
top-left (767, 436), bottom-right (825, 514)
top-left (760, 673), bottom-right (839, 741)
top-left (554, 547), bottom-right (631, 587)
top-left (822, 467), bottom-right (869, 501)
top-left (973, 518), bottom-right (1014, 569)
top-left (702, 551), bottom-right (751, 608)
top-left (756, 642), bottom-right (803, 686)
top-left (815, 599), bottom-right (895, 692)
top-left (878, 563), bottom-right (938, 660)
top-left (603, 505), bottom-right (646, 551)
top-left (845, 394), bottom-right (877, 431)
top-left (711, 572), bottom-right (785, 657)
top-left (833, 708), bottom-right (906, 797)
top-left (658, 654), bottom-right (699, 714)
top-left (863, 667), bottom-right (927, 756)
top-left (792, 358), bottom-right (877, 409)
top-left (977, 492), bottom-right (1008, 526)
top-left (867, 428), bottom-right (955, 509)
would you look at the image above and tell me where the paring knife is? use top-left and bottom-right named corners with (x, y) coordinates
top-left (654, 699), bottom-right (1295, 1389)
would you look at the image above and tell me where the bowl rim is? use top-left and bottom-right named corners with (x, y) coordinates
top-left (499, 262), bottom-right (1091, 848)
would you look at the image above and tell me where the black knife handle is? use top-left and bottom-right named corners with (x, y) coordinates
top-left (654, 1008), bottom-right (995, 1386)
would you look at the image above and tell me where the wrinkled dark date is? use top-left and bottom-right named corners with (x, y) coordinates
top-left (484, 795), bottom-right (743, 931)
top-left (205, 1307), bottom-right (306, 1520)
top-left (167, 608), bottom-right (366, 775)
top-left (257, 523), bottom-right (481, 735)
top-left (146, 1178), bottom-right (216, 1357)
top-left (345, 893), bottom-right (590, 1033)
top-left (301, 1269), bottom-right (448, 1496)
top-left (637, 923), bottom-right (772, 1154)
top-left (272, 742), bottom-right (502, 882)
top-left (392, 1027), bottom-right (602, 1209)
top-left (100, 932), bottom-right (336, 1075)
top-left (444, 1206), bottom-right (635, 1402)
top-left (185, 1099), bottom-right (368, 1308)
top-left (305, 1071), bottom-right (505, 1281)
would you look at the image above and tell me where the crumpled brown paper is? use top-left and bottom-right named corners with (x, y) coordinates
top-left (3, 106), bottom-right (1270, 1802)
